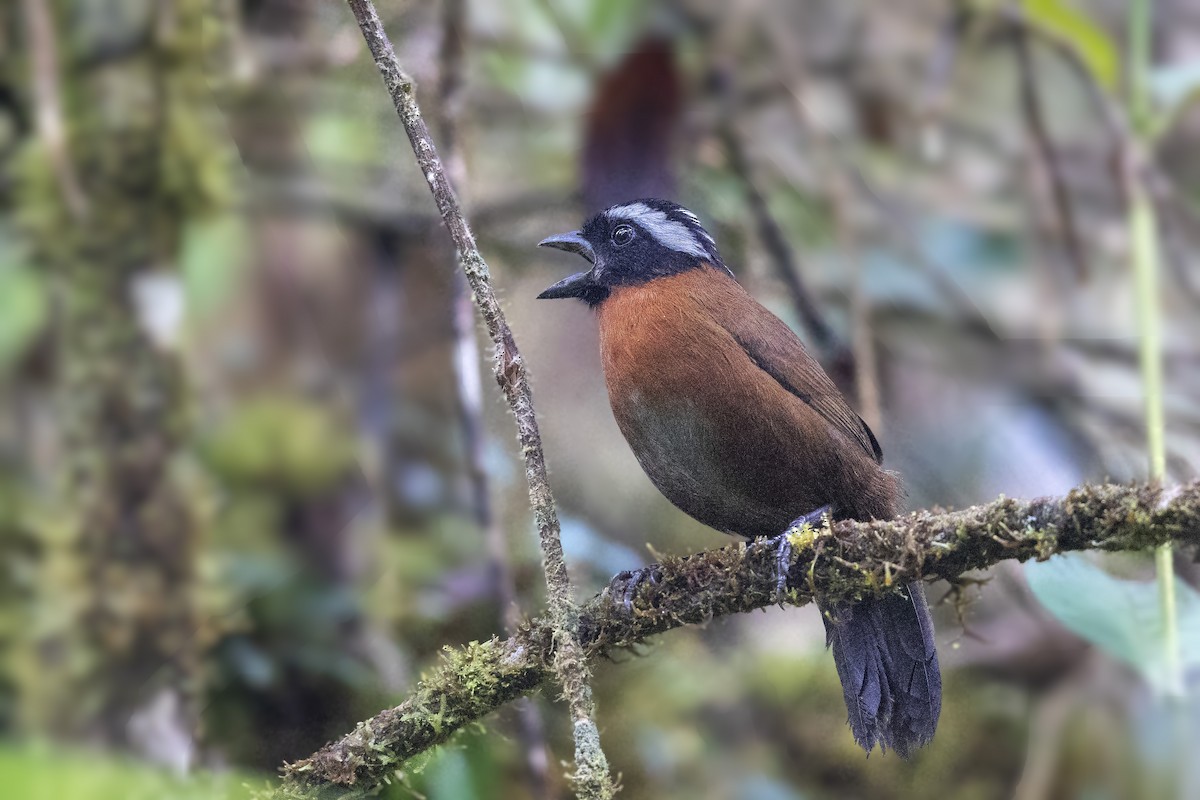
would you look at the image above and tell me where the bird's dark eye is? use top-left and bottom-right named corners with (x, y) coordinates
top-left (612, 225), bottom-right (635, 247)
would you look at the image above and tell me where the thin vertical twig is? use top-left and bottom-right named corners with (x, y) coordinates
top-left (1127, 180), bottom-right (1166, 481)
top-left (342, 1), bottom-right (615, 796)
top-left (996, 0), bottom-right (1182, 696)
top-left (1128, 181), bottom-right (1176, 684)
top-left (1126, 0), bottom-right (1181, 697)
top-left (1012, 24), bottom-right (1089, 281)
top-left (436, 1), bottom-right (551, 796)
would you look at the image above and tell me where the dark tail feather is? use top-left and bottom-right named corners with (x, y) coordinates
top-left (822, 582), bottom-right (941, 758)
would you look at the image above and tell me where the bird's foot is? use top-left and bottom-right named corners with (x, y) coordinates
top-left (772, 534), bottom-right (793, 601)
top-left (774, 505), bottom-right (833, 601)
top-left (608, 566), bottom-right (660, 614)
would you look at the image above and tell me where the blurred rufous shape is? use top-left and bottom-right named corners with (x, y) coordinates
top-left (582, 37), bottom-right (681, 214)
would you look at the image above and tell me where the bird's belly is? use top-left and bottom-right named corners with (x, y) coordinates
top-left (613, 391), bottom-right (799, 536)
top-left (617, 395), bottom-right (724, 503)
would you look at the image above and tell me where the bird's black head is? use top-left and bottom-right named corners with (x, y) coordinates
top-left (537, 199), bottom-right (730, 307)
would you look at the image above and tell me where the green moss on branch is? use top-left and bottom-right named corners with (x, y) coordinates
top-left (281, 480), bottom-right (1200, 796)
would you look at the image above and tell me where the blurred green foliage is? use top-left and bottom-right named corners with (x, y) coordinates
top-left (199, 397), bottom-right (359, 497)
top-left (181, 215), bottom-right (251, 317)
top-left (0, 248), bottom-right (46, 375)
top-left (0, 0), bottom-right (1198, 797)
top-left (1019, 0), bottom-right (1118, 89)
top-left (0, 744), bottom-right (259, 800)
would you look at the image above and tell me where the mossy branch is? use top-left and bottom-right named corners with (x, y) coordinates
top-left (341, 1), bottom-right (614, 796)
top-left (280, 480), bottom-right (1200, 796)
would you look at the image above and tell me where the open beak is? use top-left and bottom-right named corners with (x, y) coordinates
top-left (538, 231), bottom-right (595, 264)
top-left (537, 231), bottom-right (598, 300)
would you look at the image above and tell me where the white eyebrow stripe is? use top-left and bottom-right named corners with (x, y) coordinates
top-left (606, 203), bottom-right (710, 260)
top-left (683, 208), bottom-right (716, 244)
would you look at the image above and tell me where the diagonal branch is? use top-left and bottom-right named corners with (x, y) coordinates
top-left (341, 1), bottom-right (614, 797)
top-left (1012, 24), bottom-right (1089, 282)
top-left (281, 480), bottom-right (1200, 796)
top-left (435, 0), bottom-right (552, 795)
top-left (720, 119), bottom-right (842, 358)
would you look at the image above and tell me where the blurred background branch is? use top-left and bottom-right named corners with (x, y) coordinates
top-left (0, 1), bottom-right (1198, 798)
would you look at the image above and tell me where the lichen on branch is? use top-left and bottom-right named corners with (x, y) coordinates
top-left (339, 1), bottom-right (615, 797)
top-left (280, 480), bottom-right (1200, 796)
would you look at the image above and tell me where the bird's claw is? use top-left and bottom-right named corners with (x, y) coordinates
top-left (608, 566), bottom-right (659, 614)
top-left (775, 505), bottom-right (833, 602)
top-left (773, 534), bottom-right (793, 601)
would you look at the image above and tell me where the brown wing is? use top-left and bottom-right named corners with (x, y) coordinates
top-left (703, 273), bottom-right (883, 464)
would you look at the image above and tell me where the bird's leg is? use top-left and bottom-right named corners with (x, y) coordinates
top-left (608, 566), bottom-right (660, 614)
top-left (773, 505), bottom-right (833, 601)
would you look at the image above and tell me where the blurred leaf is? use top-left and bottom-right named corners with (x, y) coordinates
top-left (182, 214), bottom-right (249, 317)
top-left (199, 397), bottom-right (357, 495)
top-left (1149, 60), bottom-right (1200, 139)
top-left (223, 638), bottom-right (278, 689)
top-left (424, 748), bottom-right (478, 800)
top-left (585, 0), bottom-right (648, 57)
top-left (1026, 554), bottom-right (1200, 693)
top-left (0, 259), bottom-right (47, 373)
top-left (215, 552), bottom-right (295, 594)
top-left (483, 52), bottom-right (590, 111)
top-left (480, 48), bottom-right (527, 97)
top-left (1149, 61), bottom-right (1200, 110)
top-left (0, 744), bottom-right (260, 799)
top-left (290, 643), bottom-right (376, 687)
top-left (774, 189), bottom-right (839, 260)
top-left (1021, 0), bottom-right (1118, 90)
top-left (304, 111), bottom-right (381, 166)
